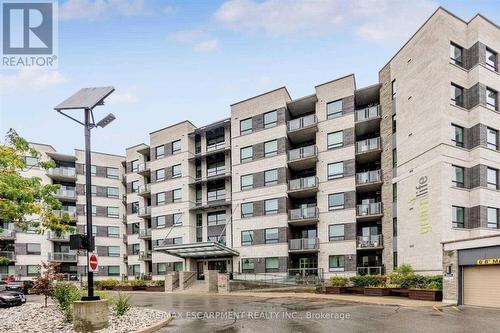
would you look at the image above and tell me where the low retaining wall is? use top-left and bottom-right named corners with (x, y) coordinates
top-left (165, 272), bottom-right (179, 292)
top-left (179, 271), bottom-right (196, 290)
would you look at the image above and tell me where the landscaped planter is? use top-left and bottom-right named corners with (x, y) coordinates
top-left (364, 287), bottom-right (391, 296)
top-left (389, 288), bottom-right (409, 297)
top-left (114, 285), bottom-right (134, 291)
top-left (325, 286), bottom-right (348, 294)
top-left (408, 289), bottom-right (442, 301)
top-left (344, 287), bottom-right (365, 295)
top-left (145, 286), bottom-right (165, 292)
top-left (132, 285), bottom-right (147, 291)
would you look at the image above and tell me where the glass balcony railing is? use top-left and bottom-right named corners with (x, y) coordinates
top-left (287, 114), bottom-right (317, 131)
top-left (288, 145), bottom-right (318, 162)
top-left (138, 184), bottom-right (151, 194)
top-left (0, 251), bottom-right (15, 260)
top-left (139, 250), bottom-right (152, 261)
top-left (289, 238), bottom-right (319, 251)
top-left (0, 229), bottom-right (16, 239)
top-left (207, 190), bottom-right (226, 202)
top-left (138, 228), bottom-right (152, 238)
top-left (357, 266), bottom-right (384, 276)
top-left (356, 170), bottom-right (382, 185)
top-left (356, 202), bottom-right (383, 216)
top-left (354, 105), bottom-right (380, 122)
top-left (53, 209), bottom-right (77, 220)
top-left (137, 162), bottom-right (150, 173)
top-left (47, 231), bottom-right (75, 241)
top-left (356, 137), bottom-right (381, 154)
top-left (207, 166), bottom-right (226, 177)
top-left (288, 207), bottom-right (319, 221)
top-left (206, 140), bottom-right (226, 152)
top-left (357, 235), bottom-right (383, 249)
top-left (138, 206), bottom-right (151, 216)
top-left (48, 252), bottom-right (78, 262)
top-left (55, 188), bottom-right (77, 199)
top-left (288, 176), bottom-right (318, 191)
top-left (47, 167), bottom-right (76, 178)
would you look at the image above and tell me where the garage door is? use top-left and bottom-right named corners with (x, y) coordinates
top-left (463, 265), bottom-right (500, 307)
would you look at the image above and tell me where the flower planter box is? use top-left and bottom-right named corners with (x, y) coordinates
top-left (408, 289), bottom-right (442, 301)
top-left (364, 287), bottom-right (391, 296)
top-left (325, 286), bottom-right (348, 294)
top-left (132, 285), bottom-right (147, 291)
top-left (389, 288), bottom-right (409, 297)
top-left (344, 287), bottom-right (365, 295)
top-left (145, 286), bottom-right (164, 292)
top-left (114, 285), bottom-right (134, 291)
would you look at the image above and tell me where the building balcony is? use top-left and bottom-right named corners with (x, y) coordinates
top-left (47, 231), bottom-right (74, 242)
top-left (356, 202), bottom-right (383, 221)
top-left (357, 266), bottom-right (384, 276)
top-left (354, 105), bottom-right (381, 136)
top-left (53, 210), bottom-right (77, 221)
top-left (190, 168), bottom-right (231, 186)
top-left (287, 176), bottom-right (318, 198)
top-left (122, 253), bottom-right (128, 262)
top-left (0, 251), bottom-right (16, 261)
top-left (287, 114), bottom-right (318, 143)
top-left (355, 137), bottom-right (382, 163)
top-left (356, 170), bottom-right (382, 193)
top-left (356, 235), bottom-right (383, 250)
top-left (54, 188), bottom-right (77, 202)
top-left (139, 250), bottom-right (152, 261)
top-left (138, 206), bottom-right (151, 218)
top-left (287, 145), bottom-right (318, 171)
top-left (46, 167), bottom-right (77, 181)
top-left (206, 140), bottom-right (226, 153)
top-left (138, 184), bottom-right (151, 197)
top-left (137, 162), bottom-right (151, 175)
top-left (190, 198), bottom-right (232, 211)
top-left (207, 190), bottom-right (226, 203)
top-left (288, 207), bottom-right (319, 226)
top-left (288, 238), bottom-right (319, 253)
top-left (138, 228), bottom-right (152, 239)
top-left (48, 252), bottom-right (78, 262)
top-left (0, 229), bottom-right (16, 240)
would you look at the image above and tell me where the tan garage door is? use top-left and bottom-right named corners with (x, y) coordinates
top-left (463, 265), bottom-right (500, 307)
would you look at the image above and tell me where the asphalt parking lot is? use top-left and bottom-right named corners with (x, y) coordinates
top-left (27, 293), bottom-right (500, 333)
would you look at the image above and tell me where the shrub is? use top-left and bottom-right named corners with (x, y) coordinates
top-left (425, 275), bottom-right (443, 290)
top-left (112, 293), bottom-right (132, 316)
top-left (152, 280), bottom-right (165, 287)
top-left (395, 264), bottom-right (415, 276)
top-left (52, 282), bottom-right (82, 322)
top-left (329, 276), bottom-right (349, 287)
top-left (350, 275), bottom-right (386, 287)
top-left (99, 278), bottom-right (119, 289)
top-left (400, 274), bottom-right (427, 289)
top-left (130, 279), bottom-right (146, 287)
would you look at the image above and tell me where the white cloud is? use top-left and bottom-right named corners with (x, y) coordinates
top-left (59, 0), bottom-right (150, 21)
top-left (172, 29), bottom-right (218, 53)
top-left (0, 68), bottom-right (67, 95)
top-left (214, 0), bottom-right (437, 43)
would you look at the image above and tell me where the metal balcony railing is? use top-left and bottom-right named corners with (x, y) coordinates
top-left (138, 184), bottom-right (151, 194)
top-left (138, 228), bottom-right (152, 238)
top-left (137, 162), bottom-right (150, 173)
top-left (139, 251), bottom-right (152, 261)
top-left (138, 206), bottom-right (151, 216)
top-left (356, 170), bottom-right (382, 185)
top-left (55, 188), bottom-right (77, 199)
top-left (207, 166), bottom-right (226, 177)
top-left (354, 105), bottom-right (380, 122)
top-left (0, 229), bottom-right (16, 239)
top-left (289, 238), bottom-right (319, 251)
top-left (207, 190), bottom-right (226, 202)
top-left (206, 141), bottom-right (226, 152)
top-left (287, 114), bottom-right (317, 131)
top-left (356, 202), bottom-right (383, 216)
top-left (48, 252), bottom-right (78, 262)
top-left (288, 145), bottom-right (318, 162)
top-left (53, 210), bottom-right (77, 220)
top-left (288, 176), bottom-right (318, 191)
top-left (356, 235), bottom-right (383, 249)
top-left (357, 266), bottom-right (384, 276)
top-left (356, 137), bottom-right (381, 154)
top-left (47, 167), bottom-right (76, 178)
top-left (0, 251), bottom-right (16, 260)
top-left (288, 207), bottom-right (319, 221)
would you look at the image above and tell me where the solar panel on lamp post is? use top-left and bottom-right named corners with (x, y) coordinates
top-left (54, 87), bottom-right (115, 301)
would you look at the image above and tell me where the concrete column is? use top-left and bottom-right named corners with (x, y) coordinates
top-left (165, 271), bottom-right (179, 292)
top-left (73, 300), bottom-right (109, 332)
top-left (206, 270), bottom-right (218, 293)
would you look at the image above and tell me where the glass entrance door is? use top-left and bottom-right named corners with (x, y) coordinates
top-left (197, 261), bottom-right (204, 280)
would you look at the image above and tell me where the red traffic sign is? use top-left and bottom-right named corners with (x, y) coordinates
top-left (89, 254), bottom-right (98, 272)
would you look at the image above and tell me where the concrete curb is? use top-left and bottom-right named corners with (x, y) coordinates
top-left (134, 314), bottom-right (173, 333)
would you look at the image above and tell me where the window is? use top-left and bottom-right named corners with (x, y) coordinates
top-left (131, 160), bottom-right (139, 172)
top-left (207, 211), bottom-right (225, 226)
top-left (487, 168), bottom-right (498, 189)
top-left (240, 146), bottom-right (253, 163)
top-left (486, 48), bottom-right (497, 71)
top-left (92, 225), bottom-right (97, 236)
top-left (391, 79), bottom-right (396, 100)
top-left (264, 199), bottom-right (278, 215)
top-left (107, 207), bottom-right (119, 218)
top-left (327, 162), bottom-right (344, 179)
top-left (264, 110), bottom-right (277, 128)
top-left (173, 188), bottom-right (182, 202)
top-left (132, 264), bottom-right (140, 276)
top-left (156, 216), bottom-right (166, 228)
top-left (264, 169), bottom-right (278, 186)
top-left (392, 148), bottom-right (397, 168)
top-left (172, 140), bottom-right (181, 154)
top-left (264, 140), bottom-right (278, 157)
top-left (265, 228), bottom-right (279, 244)
top-left (131, 181), bottom-right (139, 193)
top-left (327, 99), bottom-right (343, 119)
top-left (241, 174), bottom-right (254, 190)
top-left (91, 165), bottom-right (97, 176)
top-left (157, 192), bottom-right (166, 205)
top-left (157, 263), bottom-right (166, 275)
top-left (452, 166), bottom-right (465, 188)
top-left (27, 265), bottom-right (40, 277)
top-left (452, 206), bottom-right (465, 228)
top-left (173, 213), bottom-right (183, 226)
top-left (156, 169), bottom-right (165, 182)
top-left (91, 205), bottom-right (97, 216)
top-left (132, 244), bottom-right (140, 255)
top-left (108, 246), bottom-right (120, 257)
top-left (173, 237), bottom-right (182, 245)
top-left (241, 202), bottom-right (254, 218)
top-left (487, 207), bottom-right (499, 228)
top-left (328, 193), bottom-right (345, 210)
top-left (107, 187), bottom-right (119, 198)
top-left (132, 223), bottom-right (139, 234)
top-left (240, 118), bottom-right (252, 135)
top-left (450, 83), bottom-right (464, 107)
top-left (241, 231), bottom-right (254, 246)
top-left (155, 145), bottom-right (165, 159)
top-left (327, 131), bottom-right (343, 149)
top-left (25, 156), bottom-right (38, 167)
top-left (486, 88), bottom-right (498, 110)
top-left (393, 183), bottom-right (398, 202)
top-left (393, 252), bottom-right (398, 270)
top-left (106, 266), bottom-right (120, 276)
top-left (174, 262), bottom-right (183, 272)
top-left (329, 255), bottom-right (345, 272)
top-left (106, 167), bottom-right (118, 179)
top-left (450, 42), bottom-right (464, 66)
top-left (131, 202), bottom-right (139, 214)
top-left (265, 257), bottom-right (279, 273)
top-left (242, 258), bottom-right (255, 273)
top-left (27, 243), bottom-right (41, 255)
top-left (487, 128), bottom-right (498, 150)
top-left (107, 226), bottom-right (120, 238)
top-left (392, 114), bottom-right (397, 133)
top-left (172, 164), bottom-right (181, 178)
top-left (452, 124), bottom-right (465, 147)
top-left (393, 218), bottom-right (398, 237)
top-left (329, 224), bottom-right (345, 241)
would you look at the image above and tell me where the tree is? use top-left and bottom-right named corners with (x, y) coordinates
top-left (31, 261), bottom-right (64, 307)
top-left (0, 129), bottom-right (73, 235)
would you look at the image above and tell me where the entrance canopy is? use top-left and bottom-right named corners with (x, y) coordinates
top-left (155, 242), bottom-right (239, 259)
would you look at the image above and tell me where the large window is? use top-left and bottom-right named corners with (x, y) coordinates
top-left (173, 213), bottom-right (183, 226)
top-left (450, 42), bottom-right (464, 66)
top-left (452, 165), bottom-right (465, 188)
top-left (156, 216), bottom-right (166, 228)
top-left (327, 100), bottom-right (342, 119)
top-left (241, 174), bottom-right (254, 190)
top-left (174, 262), bottom-right (183, 272)
top-left (207, 211), bottom-right (225, 226)
top-left (25, 156), bottom-right (38, 167)
top-left (487, 168), bottom-right (498, 189)
top-left (107, 187), bottom-right (119, 198)
top-left (242, 258), bottom-right (254, 273)
top-left (107, 226), bottom-right (120, 238)
top-left (486, 88), bottom-right (498, 110)
top-left (131, 159), bottom-right (139, 172)
top-left (108, 246), bottom-right (120, 257)
top-left (173, 188), bottom-right (182, 202)
top-left (327, 162), bottom-right (344, 179)
top-left (264, 140), bottom-right (278, 157)
top-left (327, 131), bottom-right (343, 149)
top-left (452, 124), bottom-right (465, 147)
top-left (265, 257), bottom-right (279, 273)
top-left (172, 140), bottom-right (181, 154)
top-left (107, 266), bottom-right (120, 276)
top-left (329, 224), bottom-right (345, 241)
top-left (173, 237), bottom-right (182, 245)
top-left (106, 167), bottom-right (119, 179)
top-left (107, 207), bottom-right (119, 218)
top-left (487, 128), bottom-right (498, 150)
top-left (241, 231), bottom-right (254, 246)
top-left (487, 208), bottom-right (499, 229)
top-left (265, 228), bottom-right (279, 244)
top-left (450, 83), bottom-right (464, 107)
top-left (156, 192), bottom-right (166, 205)
top-left (264, 110), bottom-right (278, 128)
top-left (172, 164), bottom-right (181, 178)
top-left (486, 48), bottom-right (497, 71)
top-left (27, 243), bottom-right (41, 255)
top-left (241, 202), bottom-right (254, 218)
top-left (132, 244), bottom-right (140, 255)
top-left (240, 146), bottom-right (253, 163)
top-left (157, 263), bottom-right (167, 275)
top-left (132, 264), bottom-right (140, 276)
top-left (131, 202), bottom-right (139, 214)
top-left (131, 181), bottom-right (139, 193)
top-left (264, 199), bottom-right (278, 215)
top-left (328, 193), bottom-right (345, 210)
top-left (264, 169), bottom-right (278, 186)
top-left (155, 145), bottom-right (165, 159)
top-left (27, 265), bottom-right (40, 276)
top-left (452, 206), bottom-right (465, 228)
top-left (240, 118), bottom-right (252, 135)
top-left (156, 169), bottom-right (165, 182)
top-left (329, 255), bottom-right (345, 272)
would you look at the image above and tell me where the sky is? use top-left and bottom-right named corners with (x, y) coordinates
top-left (1, 0), bottom-right (499, 155)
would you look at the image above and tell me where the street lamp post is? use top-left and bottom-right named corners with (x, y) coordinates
top-left (54, 87), bottom-right (115, 301)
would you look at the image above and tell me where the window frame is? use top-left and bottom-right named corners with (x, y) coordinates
top-left (106, 167), bottom-right (119, 179)
top-left (450, 83), bottom-right (464, 107)
top-left (107, 207), bottom-right (119, 218)
top-left (326, 99), bottom-right (343, 119)
top-left (107, 226), bottom-right (120, 238)
top-left (487, 127), bottom-right (498, 150)
top-left (172, 140), bottom-right (182, 155)
top-left (329, 224), bottom-right (345, 241)
top-left (265, 228), bottom-right (279, 244)
top-left (27, 265), bottom-right (40, 277)
top-left (487, 207), bottom-right (499, 229)
top-left (487, 167), bottom-right (498, 190)
top-left (27, 243), bottom-right (41, 255)
top-left (240, 118), bottom-right (253, 135)
top-left (241, 230), bottom-right (254, 246)
top-left (263, 110), bottom-right (278, 128)
top-left (240, 146), bottom-right (253, 163)
top-left (107, 246), bottom-right (120, 257)
top-left (241, 174), bottom-right (254, 190)
top-left (486, 87), bottom-right (498, 111)
top-left (156, 192), bottom-right (166, 205)
top-left (173, 213), bottom-right (183, 226)
top-left (242, 258), bottom-right (255, 273)
top-left (172, 164), bottom-right (182, 178)
top-left (327, 131), bottom-right (344, 149)
top-left (327, 161), bottom-right (344, 179)
top-left (452, 165), bottom-right (465, 188)
top-left (391, 79), bottom-right (396, 100)
top-left (450, 42), bottom-right (464, 66)
top-left (328, 193), bottom-right (345, 210)
top-left (264, 198), bottom-right (279, 215)
top-left (241, 202), bottom-right (254, 218)
top-left (452, 124), bottom-right (465, 148)
top-left (265, 257), bottom-right (279, 273)
top-left (264, 169), bottom-right (278, 186)
top-left (452, 206), bottom-right (465, 228)
top-left (155, 145), bottom-right (165, 159)
top-left (264, 140), bottom-right (278, 157)
top-left (172, 188), bottom-right (182, 203)
top-left (329, 255), bottom-right (345, 272)
top-left (485, 47), bottom-right (497, 71)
